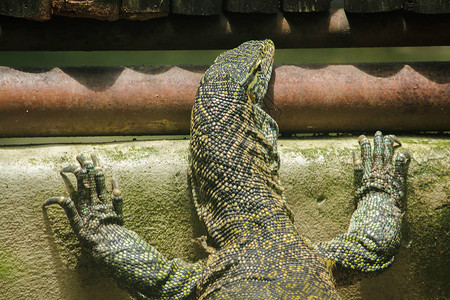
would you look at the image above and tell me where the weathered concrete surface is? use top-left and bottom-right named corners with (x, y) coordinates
top-left (0, 136), bottom-right (448, 299)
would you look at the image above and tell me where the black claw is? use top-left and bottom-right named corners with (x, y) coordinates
top-left (61, 165), bottom-right (81, 175)
top-left (111, 178), bottom-right (123, 220)
top-left (76, 154), bottom-right (87, 166)
top-left (76, 154), bottom-right (94, 168)
top-left (42, 196), bottom-right (67, 208)
top-left (353, 150), bottom-right (362, 169)
top-left (92, 154), bottom-right (101, 170)
top-left (111, 178), bottom-right (121, 195)
top-left (403, 150), bottom-right (411, 161)
top-left (390, 135), bottom-right (402, 148)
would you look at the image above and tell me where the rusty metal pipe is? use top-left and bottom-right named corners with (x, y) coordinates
top-left (0, 9), bottom-right (449, 50)
top-left (0, 63), bottom-right (448, 137)
top-left (269, 63), bottom-right (449, 133)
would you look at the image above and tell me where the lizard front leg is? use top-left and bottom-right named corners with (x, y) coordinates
top-left (315, 131), bottom-right (411, 273)
top-left (43, 154), bottom-right (204, 299)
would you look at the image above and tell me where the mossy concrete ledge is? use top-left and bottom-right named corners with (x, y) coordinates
top-left (0, 137), bottom-right (448, 299)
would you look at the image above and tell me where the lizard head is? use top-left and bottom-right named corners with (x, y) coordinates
top-left (202, 39), bottom-right (275, 104)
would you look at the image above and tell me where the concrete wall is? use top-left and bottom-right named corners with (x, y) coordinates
top-left (0, 136), bottom-right (448, 299)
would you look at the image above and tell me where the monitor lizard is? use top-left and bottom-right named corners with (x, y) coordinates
top-left (43, 39), bottom-right (410, 299)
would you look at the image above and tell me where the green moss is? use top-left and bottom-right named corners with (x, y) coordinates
top-left (0, 250), bottom-right (19, 281)
top-left (47, 145), bottom-right (160, 162)
top-left (175, 147), bottom-right (189, 156)
top-left (281, 145), bottom-right (357, 157)
top-left (27, 153), bottom-right (75, 167)
top-left (99, 146), bottom-right (158, 161)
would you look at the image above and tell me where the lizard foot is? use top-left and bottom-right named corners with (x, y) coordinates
top-left (43, 154), bottom-right (124, 245)
top-left (354, 131), bottom-right (411, 207)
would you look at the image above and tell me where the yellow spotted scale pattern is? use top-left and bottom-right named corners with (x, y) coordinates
top-left (188, 40), bottom-right (338, 299)
top-left (43, 40), bottom-right (410, 300)
top-left (315, 132), bottom-right (410, 273)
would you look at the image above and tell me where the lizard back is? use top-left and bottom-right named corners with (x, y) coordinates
top-left (188, 40), bottom-right (339, 299)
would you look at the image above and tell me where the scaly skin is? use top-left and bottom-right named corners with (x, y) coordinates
top-left (43, 40), bottom-right (410, 299)
top-left (315, 133), bottom-right (410, 272)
